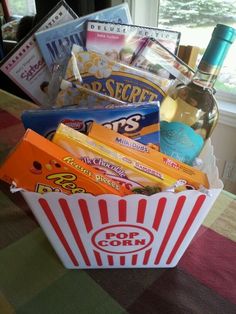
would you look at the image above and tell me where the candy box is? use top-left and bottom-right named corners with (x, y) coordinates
top-left (18, 139), bottom-right (223, 268)
top-left (52, 123), bottom-right (177, 193)
top-left (0, 129), bottom-right (130, 196)
top-left (21, 102), bottom-right (160, 147)
top-left (88, 122), bottom-right (209, 191)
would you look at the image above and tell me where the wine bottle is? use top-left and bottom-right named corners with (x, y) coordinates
top-left (160, 24), bottom-right (236, 165)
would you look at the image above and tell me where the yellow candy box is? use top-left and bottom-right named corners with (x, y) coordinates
top-left (52, 123), bottom-right (181, 195)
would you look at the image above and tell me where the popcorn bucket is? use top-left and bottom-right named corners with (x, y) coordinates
top-left (19, 140), bottom-right (223, 269)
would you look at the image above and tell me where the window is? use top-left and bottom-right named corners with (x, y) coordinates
top-left (158, 0), bottom-right (236, 98)
top-left (7, 0), bottom-right (36, 18)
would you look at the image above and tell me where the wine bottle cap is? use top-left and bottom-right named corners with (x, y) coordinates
top-left (213, 24), bottom-right (236, 44)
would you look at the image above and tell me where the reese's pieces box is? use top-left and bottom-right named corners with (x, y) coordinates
top-left (0, 129), bottom-right (131, 196)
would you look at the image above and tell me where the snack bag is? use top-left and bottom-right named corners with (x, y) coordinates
top-left (55, 80), bottom-right (127, 108)
top-left (64, 44), bottom-right (173, 103)
top-left (0, 129), bottom-right (131, 196)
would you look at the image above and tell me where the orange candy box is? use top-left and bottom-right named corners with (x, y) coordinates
top-left (88, 122), bottom-right (210, 190)
top-left (0, 129), bottom-right (131, 196)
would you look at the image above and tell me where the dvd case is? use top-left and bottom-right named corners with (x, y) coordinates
top-left (0, 0), bottom-right (78, 106)
top-left (64, 44), bottom-right (173, 104)
top-left (131, 38), bottom-right (194, 85)
top-left (86, 20), bottom-right (181, 64)
top-left (35, 3), bottom-right (132, 71)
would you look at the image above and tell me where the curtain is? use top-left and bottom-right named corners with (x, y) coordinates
top-left (34, 0), bottom-right (111, 24)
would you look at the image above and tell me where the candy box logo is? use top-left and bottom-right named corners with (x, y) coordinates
top-left (61, 119), bottom-right (92, 132)
top-left (103, 114), bottom-right (142, 134)
top-left (45, 113), bottom-right (151, 140)
top-left (46, 119), bottom-right (92, 140)
top-left (82, 74), bottom-right (164, 103)
top-left (62, 114), bottom-right (145, 135)
top-left (163, 157), bottom-right (180, 170)
top-left (91, 224), bottom-right (154, 254)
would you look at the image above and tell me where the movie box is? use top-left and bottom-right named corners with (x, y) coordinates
top-left (0, 0), bottom-right (78, 106)
top-left (86, 20), bottom-right (181, 64)
top-left (35, 3), bottom-right (132, 71)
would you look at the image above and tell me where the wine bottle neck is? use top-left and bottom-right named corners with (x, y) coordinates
top-left (192, 24), bottom-right (236, 89)
top-left (192, 68), bottom-right (217, 89)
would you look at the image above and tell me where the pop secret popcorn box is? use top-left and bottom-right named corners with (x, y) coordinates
top-left (64, 44), bottom-right (172, 103)
top-left (11, 134), bottom-right (223, 269)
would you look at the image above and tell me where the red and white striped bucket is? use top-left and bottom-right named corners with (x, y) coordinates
top-left (21, 188), bottom-right (221, 268)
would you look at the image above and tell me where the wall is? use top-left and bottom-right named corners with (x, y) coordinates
top-left (112, 0), bottom-right (159, 26)
top-left (211, 121), bottom-right (236, 194)
top-left (125, 0), bottom-right (158, 26)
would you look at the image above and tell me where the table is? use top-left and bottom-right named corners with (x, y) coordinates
top-left (0, 89), bottom-right (236, 313)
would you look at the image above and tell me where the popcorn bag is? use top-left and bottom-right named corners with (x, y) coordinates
top-left (19, 140), bottom-right (222, 269)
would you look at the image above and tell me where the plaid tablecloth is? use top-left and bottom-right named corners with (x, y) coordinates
top-left (0, 89), bottom-right (236, 314)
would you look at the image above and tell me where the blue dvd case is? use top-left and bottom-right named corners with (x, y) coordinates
top-left (35, 3), bottom-right (132, 71)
